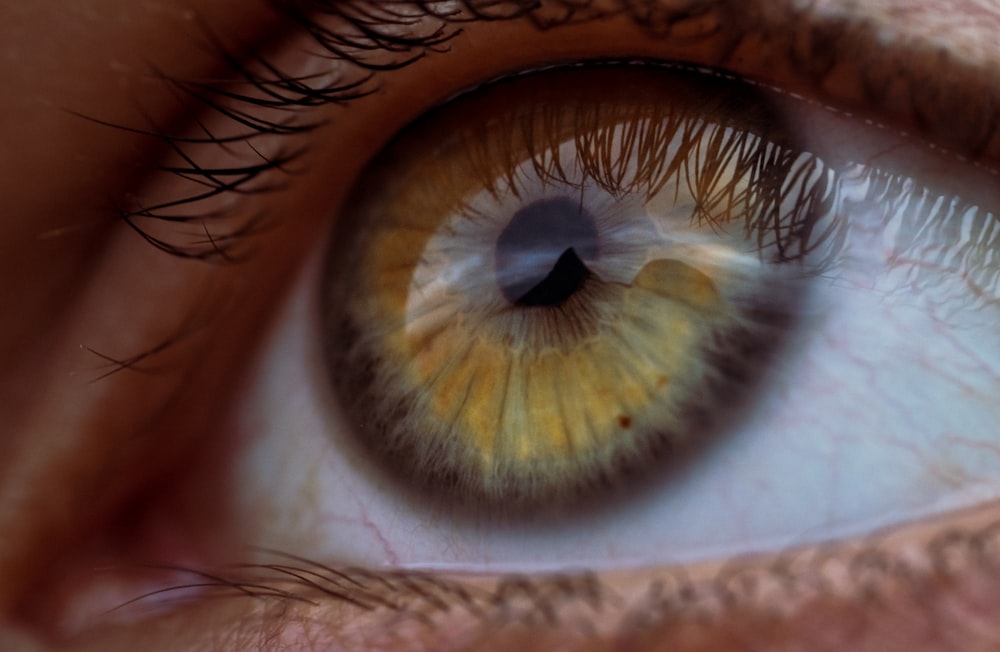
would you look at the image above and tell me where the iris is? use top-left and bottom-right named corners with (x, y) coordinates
top-left (322, 64), bottom-right (830, 508)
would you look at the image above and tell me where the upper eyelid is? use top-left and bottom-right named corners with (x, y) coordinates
top-left (121, 0), bottom-right (1000, 266)
top-left (265, 0), bottom-right (1000, 159)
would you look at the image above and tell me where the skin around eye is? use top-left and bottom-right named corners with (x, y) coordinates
top-left (4, 1), bottom-right (1000, 651)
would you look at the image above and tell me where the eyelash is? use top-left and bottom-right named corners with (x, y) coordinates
top-left (490, 92), bottom-right (839, 264)
top-left (95, 1), bottom-right (550, 264)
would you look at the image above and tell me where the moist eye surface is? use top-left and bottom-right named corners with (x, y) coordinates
top-left (321, 64), bottom-right (833, 510)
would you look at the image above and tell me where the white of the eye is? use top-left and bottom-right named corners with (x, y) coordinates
top-left (225, 110), bottom-right (1000, 572)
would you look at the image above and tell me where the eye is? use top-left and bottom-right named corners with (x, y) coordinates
top-left (8, 1), bottom-right (1000, 649)
top-left (236, 59), bottom-right (1000, 570)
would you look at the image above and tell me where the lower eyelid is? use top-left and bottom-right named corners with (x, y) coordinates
top-left (58, 507), bottom-right (1000, 652)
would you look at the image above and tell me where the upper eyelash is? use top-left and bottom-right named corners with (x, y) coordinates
top-left (81, 0), bottom-right (1000, 386)
top-left (100, 0), bottom-right (649, 265)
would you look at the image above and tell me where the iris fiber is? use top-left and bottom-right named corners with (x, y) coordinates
top-left (323, 65), bottom-right (834, 506)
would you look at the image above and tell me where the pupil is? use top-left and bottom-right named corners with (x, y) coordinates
top-left (517, 247), bottom-right (590, 307)
top-left (495, 197), bottom-right (599, 307)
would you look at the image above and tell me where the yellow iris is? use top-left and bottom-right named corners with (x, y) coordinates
top-left (324, 65), bottom-right (830, 506)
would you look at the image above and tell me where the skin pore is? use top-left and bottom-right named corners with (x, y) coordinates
top-left (3, 0), bottom-right (1000, 650)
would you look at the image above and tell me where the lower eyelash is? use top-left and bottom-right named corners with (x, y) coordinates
top-left (98, 523), bottom-right (1000, 650)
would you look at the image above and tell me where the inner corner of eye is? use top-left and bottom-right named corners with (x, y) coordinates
top-left (316, 63), bottom-right (829, 514)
